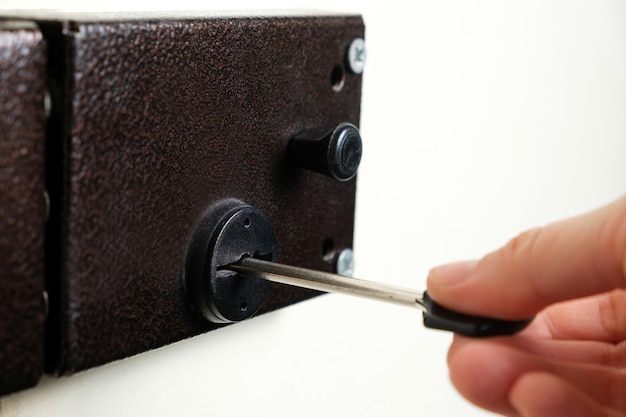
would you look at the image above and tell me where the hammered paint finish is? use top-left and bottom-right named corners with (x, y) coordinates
top-left (50, 16), bottom-right (363, 373)
top-left (0, 23), bottom-right (47, 394)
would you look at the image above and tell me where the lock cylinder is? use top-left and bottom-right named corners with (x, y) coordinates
top-left (184, 199), bottom-right (277, 323)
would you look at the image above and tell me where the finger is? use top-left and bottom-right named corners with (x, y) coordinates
top-left (427, 195), bottom-right (626, 319)
top-left (523, 290), bottom-right (626, 344)
top-left (448, 335), bottom-right (615, 368)
top-left (447, 340), bottom-right (626, 415)
top-left (510, 372), bottom-right (624, 417)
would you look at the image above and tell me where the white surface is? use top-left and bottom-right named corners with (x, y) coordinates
top-left (2, 1), bottom-right (626, 416)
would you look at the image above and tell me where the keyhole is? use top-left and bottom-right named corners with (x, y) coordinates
top-left (331, 65), bottom-right (345, 92)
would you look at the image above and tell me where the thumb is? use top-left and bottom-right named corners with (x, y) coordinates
top-left (427, 195), bottom-right (626, 320)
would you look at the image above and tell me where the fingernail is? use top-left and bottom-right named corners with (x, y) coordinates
top-left (428, 259), bottom-right (479, 286)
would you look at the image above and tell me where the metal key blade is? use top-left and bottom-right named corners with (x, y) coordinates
top-left (225, 257), bottom-right (532, 337)
top-left (227, 257), bottom-right (426, 310)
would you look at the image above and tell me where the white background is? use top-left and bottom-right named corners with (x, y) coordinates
top-left (1, 1), bottom-right (625, 416)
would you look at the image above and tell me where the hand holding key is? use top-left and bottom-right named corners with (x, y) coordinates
top-left (228, 257), bottom-right (531, 338)
top-left (427, 195), bottom-right (626, 417)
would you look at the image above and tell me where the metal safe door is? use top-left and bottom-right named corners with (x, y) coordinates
top-left (39, 15), bottom-right (363, 374)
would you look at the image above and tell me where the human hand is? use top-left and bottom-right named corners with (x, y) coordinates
top-left (427, 195), bottom-right (626, 417)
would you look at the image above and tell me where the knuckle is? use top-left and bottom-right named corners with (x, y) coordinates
top-left (503, 227), bottom-right (543, 269)
top-left (611, 342), bottom-right (626, 367)
top-left (500, 227), bottom-right (547, 305)
top-left (599, 290), bottom-right (626, 345)
top-left (597, 195), bottom-right (626, 287)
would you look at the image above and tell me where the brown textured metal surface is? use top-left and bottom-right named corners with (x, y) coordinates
top-left (51, 16), bottom-right (363, 373)
top-left (0, 23), bottom-right (46, 394)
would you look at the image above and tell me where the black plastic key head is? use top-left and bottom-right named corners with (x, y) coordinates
top-left (421, 291), bottom-right (533, 337)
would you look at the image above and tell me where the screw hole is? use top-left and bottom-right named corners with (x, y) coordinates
top-left (244, 217), bottom-right (250, 228)
top-left (330, 65), bottom-right (345, 92)
top-left (322, 238), bottom-right (334, 259)
top-left (240, 301), bottom-right (248, 312)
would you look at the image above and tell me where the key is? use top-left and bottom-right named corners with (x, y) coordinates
top-left (226, 257), bottom-right (532, 337)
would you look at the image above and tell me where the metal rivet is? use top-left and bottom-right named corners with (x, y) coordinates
top-left (335, 248), bottom-right (355, 277)
top-left (346, 38), bottom-right (366, 74)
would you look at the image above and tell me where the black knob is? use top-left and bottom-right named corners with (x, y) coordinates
top-left (288, 122), bottom-right (362, 181)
